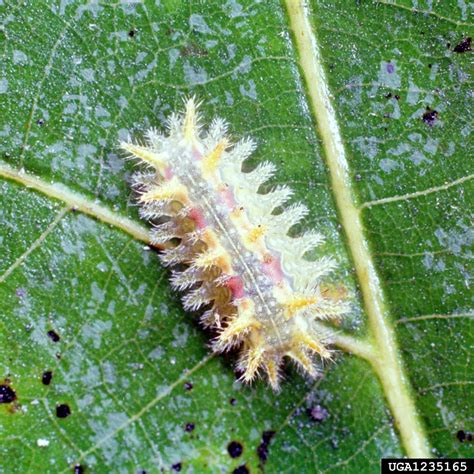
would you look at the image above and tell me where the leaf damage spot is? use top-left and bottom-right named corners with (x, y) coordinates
top-left (171, 463), bottom-right (182, 472)
top-left (47, 329), bottom-right (61, 342)
top-left (56, 403), bottom-right (72, 418)
top-left (384, 92), bottom-right (399, 100)
top-left (233, 465), bottom-right (249, 474)
top-left (73, 465), bottom-right (85, 474)
top-left (453, 37), bottom-right (471, 53)
top-left (422, 108), bottom-right (438, 127)
top-left (0, 384), bottom-right (16, 404)
top-left (184, 422), bottom-right (195, 432)
top-left (457, 430), bottom-right (473, 442)
top-left (256, 431), bottom-right (275, 463)
top-left (184, 381), bottom-right (193, 391)
top-left (42, 371), bottom-right (53, 385)
top-left (227, 441), bottom-right (244, 458)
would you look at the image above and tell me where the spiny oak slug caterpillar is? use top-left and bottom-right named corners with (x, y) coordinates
top-left (121, 98), bottom-right (348, 390)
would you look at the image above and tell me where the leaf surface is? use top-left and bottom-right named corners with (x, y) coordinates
top-left (0, 1), bottom-right (472, 472)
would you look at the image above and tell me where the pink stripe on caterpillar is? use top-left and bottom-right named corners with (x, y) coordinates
top-left (220, 187), bottom-right (236, 209)
top-left (164, 166), bottom-right (174, 180)
top-left (262, 254), bottom-right (284, 284)
top-left (225, 275), bottom-right (245, 299)
top-left (188, 207), bottom-right (207, 229)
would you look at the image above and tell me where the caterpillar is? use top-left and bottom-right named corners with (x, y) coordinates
top-left (120, 98), bottom-right (348, 390)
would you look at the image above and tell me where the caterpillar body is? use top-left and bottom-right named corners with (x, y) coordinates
top-left (121, 98), bottom-right (348, 390)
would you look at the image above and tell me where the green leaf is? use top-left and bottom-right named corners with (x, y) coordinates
top-left (0, 1), bottom-right (472, 473)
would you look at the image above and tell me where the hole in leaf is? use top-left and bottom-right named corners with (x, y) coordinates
top-left (42, 371), bottom-right (53, 386)
top-left (232, 465), bottom-right (249, 474)
top-left (257, 431), bottom-right (276, 463)
top-left (422, 108), bottom-right (438, 126)
top-left (0, 384), bottom-right (16, 404)
top-left (227, 441), bottom-right (243, 458)
top-left (453, 37), bottom-right (471, 53)
top-left (47, 330), bottom-right (60, 342)
top-left (56, 404), bottom-right (71, 418)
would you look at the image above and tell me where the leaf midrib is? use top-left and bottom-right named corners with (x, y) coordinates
top-left (284, 0), bottom-right (430, 458)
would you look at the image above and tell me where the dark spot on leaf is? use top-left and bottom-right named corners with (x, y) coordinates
top-left (257, 431), bottom-right (275, 463)
top-left (385, 92), bottom-right (392, 99)
top-left (394, 94), bottom-right (400, 100)
top-left (73, 465), bottom-right (85, 474)
top-left (56, 352), bottom-right (62, 359)
top-left (232, 465), bottom-right (249, 474)
top-left (453, 37), bottom-right (471, 53)
top-left (136, 471), bottom-right (147, 474)
top-left (42, 371), bottom-right (53, 385)
top-left (307, 404), bottom-right (329, 422)
top-left (128, 29), bottom-right (136, 38)
top-left (355, 174), bottom-right (362, 182)
top-left (184, 381), bottom-right (193, 391)
top-left (422, 108), bottom-right (438, 126)
top-left (0, 384), bottom-right (16, 404)
top-left (386, 62), bottom-right (394, 74)
top-left (36, 118), bottom-right (45, 126)
top-left (56, 403), bottom-right (71, 418)
top-left (171, 463), bottom-right (182, 472)
top-left (47, 330), bottom-right (60, 342)
top-left (185, 422), bottom-right (195, 432)
top-left (447, 42), bottom-right (451, 49)
top-left (230, 398), bottom-right (237, 406)
top-left (227, 441), bottom-right (243, 458)
top-left (428, 64), bottom-right (432, 68)
top-left (457, 430), bottom-right (473, 442)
